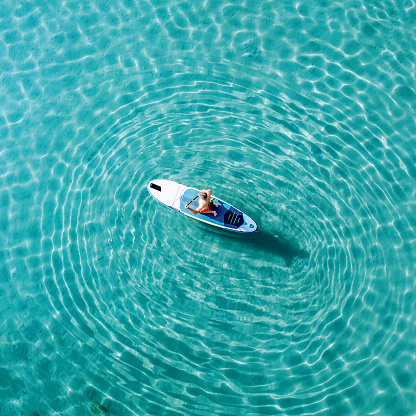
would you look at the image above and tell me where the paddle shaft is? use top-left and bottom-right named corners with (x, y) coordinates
top-left (186, 194), bottom-right (199, 207)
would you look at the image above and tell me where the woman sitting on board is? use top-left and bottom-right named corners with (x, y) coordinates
top-left (185, 189), bottom-right (218, 216)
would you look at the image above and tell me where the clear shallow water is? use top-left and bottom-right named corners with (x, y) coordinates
top-left (1, 0), bottom-right (416, 415)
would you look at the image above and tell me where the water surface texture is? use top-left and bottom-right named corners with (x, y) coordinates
top-left (1, 0), bottom-right (416, 415)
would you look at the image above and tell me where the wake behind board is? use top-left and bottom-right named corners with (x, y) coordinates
top-left (147, 179), bottom-right (258, 233)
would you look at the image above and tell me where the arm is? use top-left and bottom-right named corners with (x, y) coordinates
top-left (185, 206), bottom-right (200, 215)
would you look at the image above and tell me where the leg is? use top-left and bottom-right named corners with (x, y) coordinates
top-left (202, 209), bottom-right (217, 217)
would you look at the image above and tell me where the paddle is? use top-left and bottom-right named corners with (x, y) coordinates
top-left (185, 183), bottom-right (208, 208)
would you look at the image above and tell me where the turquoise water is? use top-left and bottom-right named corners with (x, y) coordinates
top-left (1, 0), bottom-right (416, 414)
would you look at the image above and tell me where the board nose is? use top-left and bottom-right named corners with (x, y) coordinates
top-left (150, 183), bottom-right (161, 191)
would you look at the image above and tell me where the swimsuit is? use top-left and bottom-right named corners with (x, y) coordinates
top-left (200, 201), bottom-right (211, 213)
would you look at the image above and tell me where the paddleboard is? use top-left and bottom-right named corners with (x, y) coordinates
top-left (147, 179), bottom-right (258, 233)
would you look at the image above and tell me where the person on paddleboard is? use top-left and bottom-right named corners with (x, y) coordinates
top-left (185, 189), bottom-right (218, 216)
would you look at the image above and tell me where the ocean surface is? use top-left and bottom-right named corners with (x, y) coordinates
top-left (1, 0), bottom-right (416, 415)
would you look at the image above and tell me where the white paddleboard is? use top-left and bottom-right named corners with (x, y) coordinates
top-left (147, 179), bottom-right (258, 233)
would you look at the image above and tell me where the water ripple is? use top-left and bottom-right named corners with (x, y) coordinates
top-left (1, 0), bottom-right (416, 415)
